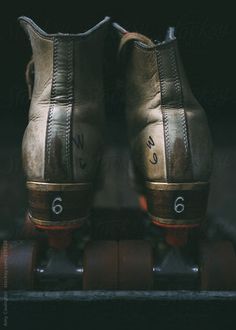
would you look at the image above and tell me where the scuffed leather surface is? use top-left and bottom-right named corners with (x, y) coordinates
top-left (176, 45), bottom-right (213, 181)
top-left (44, 38), bottom-right (74, 182)
top-left (72, 26), bottom-right (107, 182)
top-left (124, 45), bottom-right (167, 182)
top-left (117, 28), bottom-right (213, 184)
top-left (20, 20), bottom-right (53, 181)
top-left (156, 40), bottom-right (193, 182)
top-left (19, 17), bottom-right (109, 183)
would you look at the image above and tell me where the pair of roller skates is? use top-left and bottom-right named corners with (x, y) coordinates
top-left (1, 16), bottom-right (236, 291)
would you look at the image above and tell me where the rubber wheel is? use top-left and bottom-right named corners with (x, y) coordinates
top-left (83, 241), bottom-right (118, 290)
top-left (199, 240), bottom-right (236, 290)
top-left (0, 240), bottom-right (38, 290)
top-left (118, 240), bottom-right (154, 290)
top-left (83, 240), bottom-right (154, 290)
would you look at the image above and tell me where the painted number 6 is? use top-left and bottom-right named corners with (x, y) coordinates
top-left (174, 196), bottom-right (185, 214)
top-left (52, 197), bottom-right (63, 215)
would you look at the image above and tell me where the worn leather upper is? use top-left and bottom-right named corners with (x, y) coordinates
top-left (19, 16), bottom-right (110, 183)
top-left (114, 24), bottom-right (213, 184)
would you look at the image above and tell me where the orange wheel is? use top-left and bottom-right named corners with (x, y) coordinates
top-left (118, 240), bottom-right (154, 290)
top-left (200, 240), bottom-right (236, 290)
top-left (83, 241), bottom-right (118, 290)
top-left (83, 240), bottom-right (154, 290)
top-left (0, 240), bottom-right (38, 290)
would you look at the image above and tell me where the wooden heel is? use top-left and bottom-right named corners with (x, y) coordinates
top-left (145, 182), bottom-right (209, 228)
top-left (27, 182), bottom-right (93, 230)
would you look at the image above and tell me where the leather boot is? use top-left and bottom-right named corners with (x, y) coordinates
top-left (19, 16), bottom-right (110, 230)
top-left (113, 23), bottom-right (213, 229)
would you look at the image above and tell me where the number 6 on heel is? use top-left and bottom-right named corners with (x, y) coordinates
top-left (27, 182), bottom-right (93, 230)
top-left (145, 182), bottom-right (209, 228)
top-left (52, 197), bottom-right (63, 215)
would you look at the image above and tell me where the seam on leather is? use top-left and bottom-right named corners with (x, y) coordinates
top-left (180, 110), bottom-right (189, 155)
top-left (45, 38), bottom-right (74, 181)
top-left (170, 44), bottom-right (192, 166)
top-left (65, 40), bottom-right (74, 179)
top-left (157, 48), bottom-right (171, 180)
top-left (156, 42), bottom-right (193, 181)
top-left (169, 46), bottom-right (182, 108)
top-left (45, 37), bottom-right (58, 180)
top-left (162, 110), bottom-right (171, 177)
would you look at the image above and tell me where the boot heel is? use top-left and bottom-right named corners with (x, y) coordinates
top-left (27, 182), bottom-right (93, 230)
top-left (145, 182), bottom-right (209, 228)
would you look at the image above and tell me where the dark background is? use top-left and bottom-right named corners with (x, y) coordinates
top-left (0, 1), bottom-right (235, 238)
top-left (0, 2), bottom-right (236, 330)
top-left (0, 2), bottom-right (235, 138)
